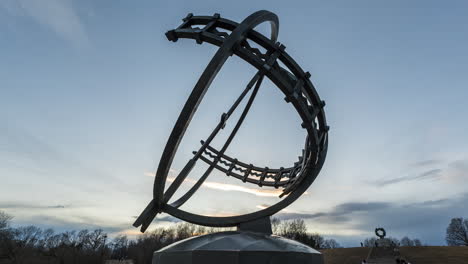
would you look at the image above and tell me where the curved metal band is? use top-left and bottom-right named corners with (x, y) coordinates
top-left (142, 11), bottom-right (279, 222)
top-left (168, 14), bottom-right (327, 133)
top-left (163, 136), bottom-right (327, 227)
top-left (135, 10), bottom-right (328, 230)
top-left (169, 15), bottom-right (327, 146)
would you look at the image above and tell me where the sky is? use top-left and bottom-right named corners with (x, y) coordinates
top-left (1, 0), bottom-right (468, 247)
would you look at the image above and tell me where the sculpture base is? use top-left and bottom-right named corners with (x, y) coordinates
top-left (153, 231), bottom-right (323, 264)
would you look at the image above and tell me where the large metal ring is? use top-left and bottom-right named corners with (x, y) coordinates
top-left (134, 10), bottom-right (328, 232)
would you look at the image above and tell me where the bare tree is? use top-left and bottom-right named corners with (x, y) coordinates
top-left (271, 217), bottom-right (281, 234)
top-left (0, 210), bottom-right (15, 260)
top-left (400, 236), bottom-right (414, 246)
top-left (273, 219), bottom-right (327, 249)
top-left (322, 239), bottom-right (341, 248)
top-left (111, 235), bottom-right (129, 260)
top-left (363, 237), bottom-right (377, 247)
top-left (0, 211), bottom-right (12, 230)
top-left (2, 211), bottom-right (345, 264)
top-left (387, 237), bottom-right (400, 246)
top-left (87, 229), bottom-right (108, 252)
top-left (15, 225), bottom-right (43, 247)
top-left (278, 219), bottom-right (307, 240)
top-left (446, 217), bottom-right (468, 246)
top-left (413, 239), bottom-right (422, 246)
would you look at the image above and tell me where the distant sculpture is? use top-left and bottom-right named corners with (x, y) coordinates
top-left (133, 10), bottom-right (329, 264)
top-left (375, 227), bottom-right (387, 239)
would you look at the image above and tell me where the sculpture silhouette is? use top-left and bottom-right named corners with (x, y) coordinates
top-left (134, 10), bottom-right (329, 234)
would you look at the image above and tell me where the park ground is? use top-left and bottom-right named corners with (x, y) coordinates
top-left (321, 246), bottom-right (468, 264)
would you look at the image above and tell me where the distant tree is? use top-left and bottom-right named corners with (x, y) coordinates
top-left (400, 236), bottom-right (414, 246)
top-left (87, 229), bottom-right (108, 252)
top-left (413, 239), bottom-right (422, 246)
top-left (15, 225), bottom-right (43, 247)
top-left (322, 239), bottom-right (341, 248)
top-left (304, 233), bottom-right (325, 249)
top-left (174, 223), bottom-right (200, 240)
top-left (271, 217), bottom-right (281, 234)
top-left (278, 219), bottom-right (307, 240)
top-left (446, 217), bottom-right (468, 246)
top-left (0, 211), bottom-right (12, 230)
top-left (400, 237), bottom-right (423, 247)
top-left (0, 211), bottom-right (15, 260)
top-left (111, 235), bottom-right (129, 260)
top-left (363, 237), bottom-right (377, 247)
top-left (274, 219), bottom-right (329, 249)
top-left (362, 236), bottom-right (401, 247)
top-left (2, 212), bottom-right (345, 264)
top-left (387, 237), bottom-right (400, 246)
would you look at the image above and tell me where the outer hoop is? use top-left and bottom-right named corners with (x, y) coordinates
top-left (134, 10), bottom-right (328, 232)
top-left (153, 10), bottom-right (280, 210)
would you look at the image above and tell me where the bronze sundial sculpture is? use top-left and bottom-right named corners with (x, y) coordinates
top-left (134, 10), bottom-right (329, 264)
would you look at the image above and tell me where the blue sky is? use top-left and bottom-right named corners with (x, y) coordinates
top-left (1, 0), bottom-right (468, 247)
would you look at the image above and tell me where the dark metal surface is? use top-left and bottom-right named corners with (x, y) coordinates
top-left (152, 231), bottom-right (323, 264)
top-left (237, 217), bottom-right (272, 234)
top-left (375, 227), bottom-right (387, 239)
top-left (134, 10), bottom-right (329, 232)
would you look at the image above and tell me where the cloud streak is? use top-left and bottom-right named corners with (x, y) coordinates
top-left (1, 0), bottom-right (89, 48)
top-left (0, 201), bottom-right (68, 210)
top-left (374, 169), bottom-right (442, 186)
top-left (201, 181), bottom-right (281, 197)
top-left (274, 194), bottom-right (468, 246)
top-left (144, 172), bottom-right (282, 197)
top-left (275, 202), bottom-right (390, 222)
top-left (409, 159), bottom-right (442, 167)
top-left (11, 213), bottom-right (128, 236)
top-left (0, 122), bottom-right (129, 196)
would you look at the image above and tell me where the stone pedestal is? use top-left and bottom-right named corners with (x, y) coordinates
top-left (153, 231), bottom-right (323, 264)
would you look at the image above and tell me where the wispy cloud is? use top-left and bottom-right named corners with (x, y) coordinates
top-left (144, 168), bottom-right (178, 178)
top-left (156, 215), bottom-right (182, 223)
top-left (144, 172), bottom-right (282, 197)
top-left (1, 0), bottom-right (89, 48)
top-left (275, 202), bottom-right (391, 222)
top-left (201, 181), bottom-right (281, 197)
top-left (11, 213), bottom-right (128, 236)
top-left (0, 122), bottom-right (127, 193)
top-left (0, 201), bottom-right (68, 210)
top-left (2, 202), bottom-right (130, 236)
top-left (374, 168), bottom-right (442, 187)
top-left (273, 193), bottom-right (468, 246)
top-left (47, 205), bottom-right (66, 209)
top-left (130, 214), bottom-right (182, 224)
top-left (443, 159), bottom-right (468, 183)
top-left (409, 159), bottom-right (442, 167)
top-left (170, 177), bottom-right (282, 197)
top-left (143, 171), bottom-right (154, 177)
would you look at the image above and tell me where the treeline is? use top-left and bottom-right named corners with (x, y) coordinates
top-left (272, 218), bottom-right (341, 249)
top-left (362, 236), bottom-right (423, 247)
top-left (0, 211), bottom-right (340, 264)
top-left (0, 222), bottom-right (110, 263)
top-left (360, 217), bottom-right (468, 248)
top-left (446, 217), bottom-right (468, 246)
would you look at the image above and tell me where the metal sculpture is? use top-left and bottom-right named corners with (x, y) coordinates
top-left (375, 227), bottom-right (387, 239)
top-left (134, 10), bottom-right (329, 233)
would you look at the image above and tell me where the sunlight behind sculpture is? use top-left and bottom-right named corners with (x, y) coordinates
top-left (133, 10), bottom-right (329, 264)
